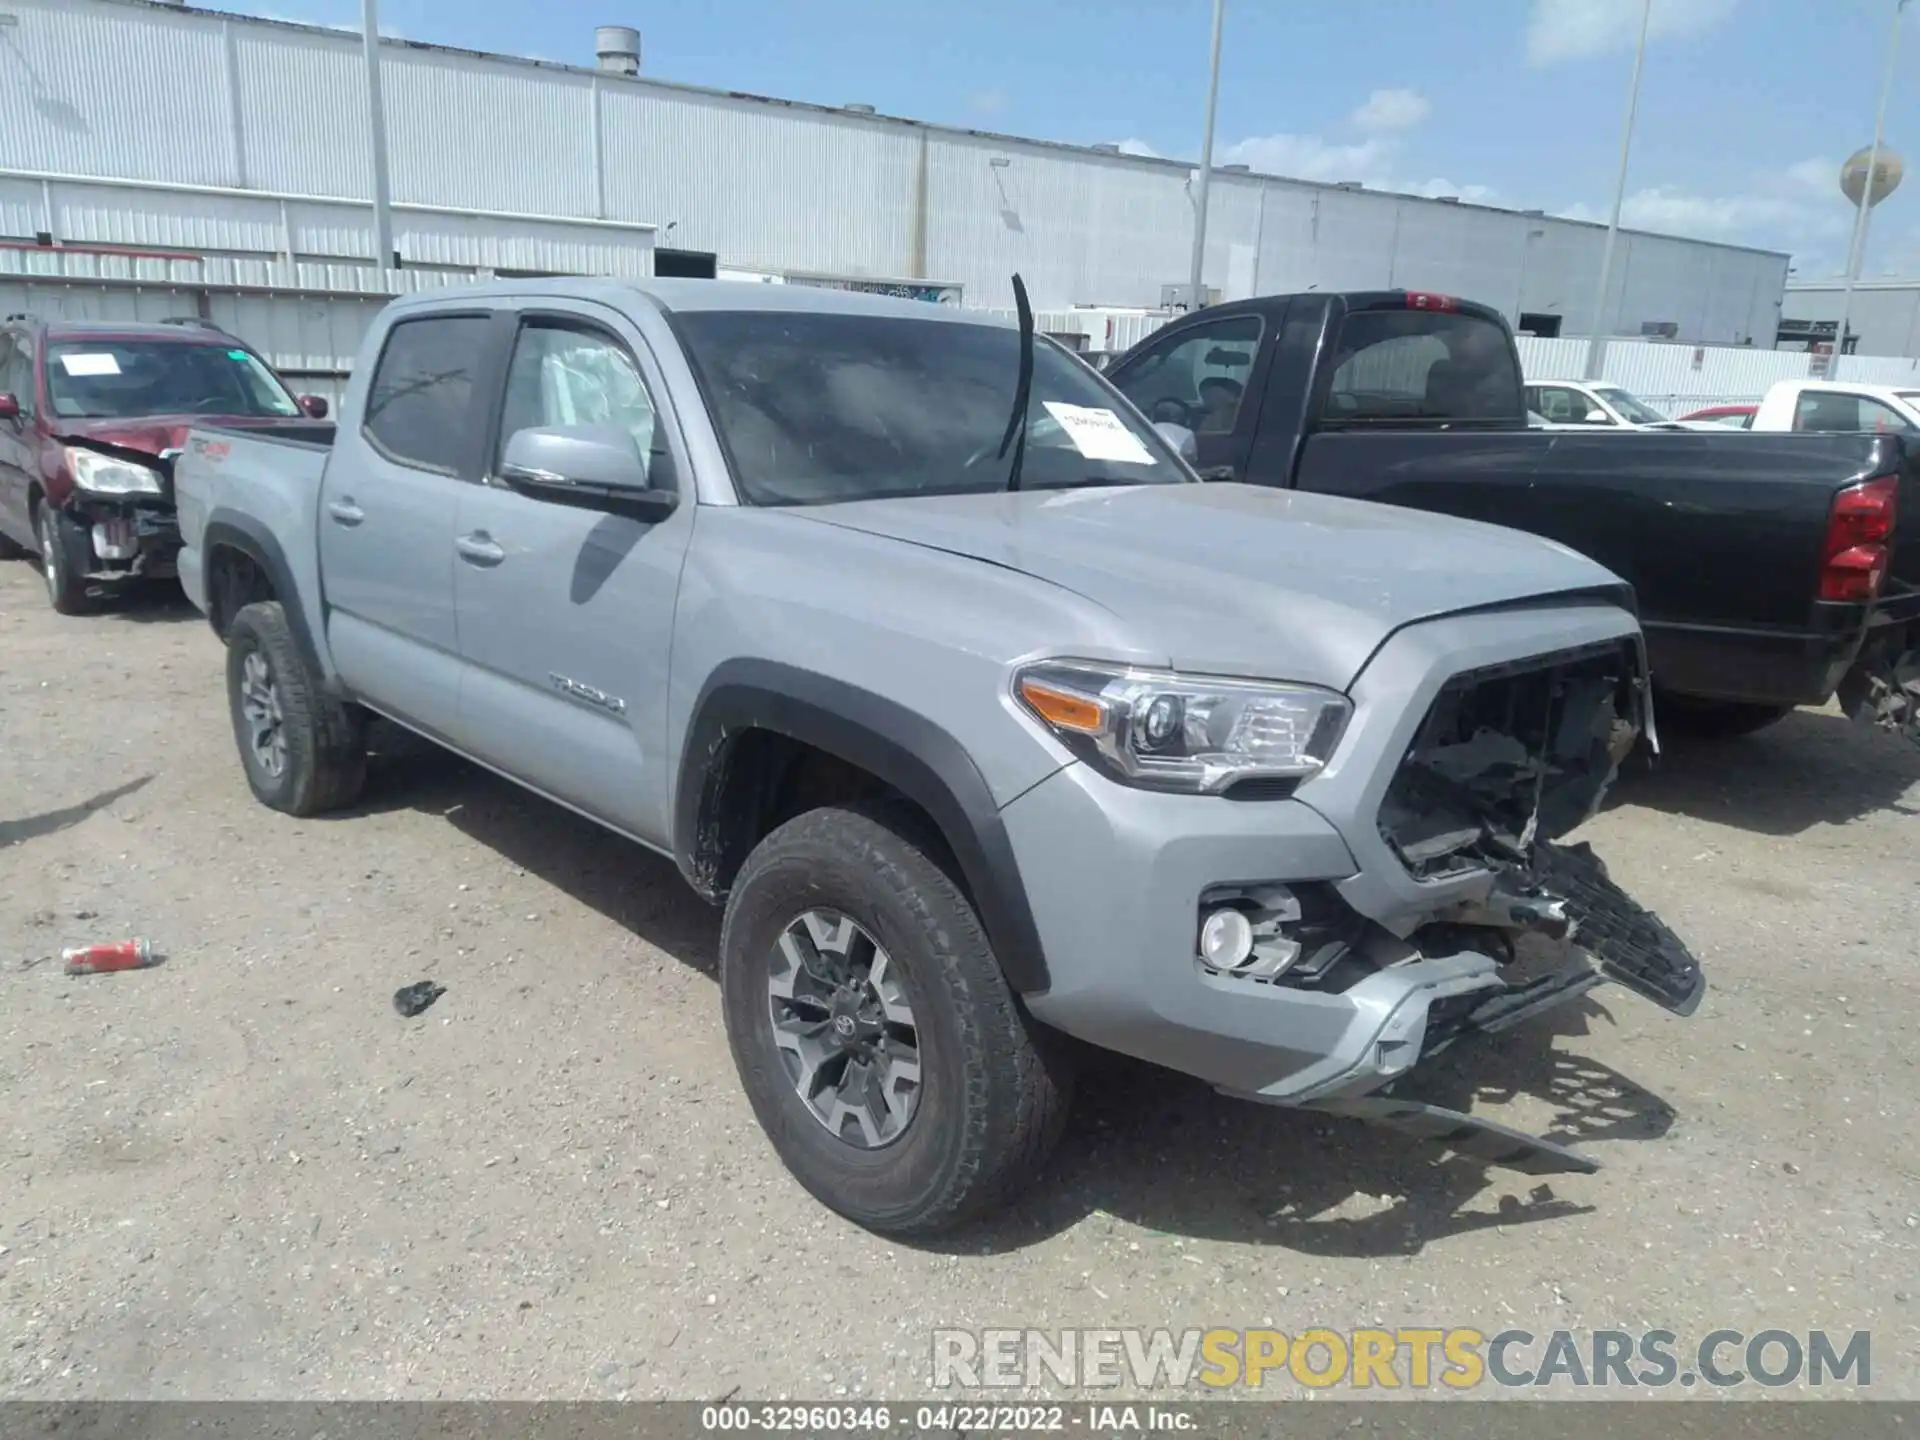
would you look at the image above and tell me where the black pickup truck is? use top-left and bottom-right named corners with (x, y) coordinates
top-left (1106, 290), bottom-right (1920, 742)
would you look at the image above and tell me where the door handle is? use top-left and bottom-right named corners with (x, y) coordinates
top-left (455, 531), bottom-right (506, 567)
top-left (327, 498), bottom-right (365, 526)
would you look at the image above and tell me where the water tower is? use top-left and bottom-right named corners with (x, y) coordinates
top-left (1841, 145), bottom-right (1904, 211)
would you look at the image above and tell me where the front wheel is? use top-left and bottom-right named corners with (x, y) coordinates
top-left (36, 503), bottom-right (91, 615)
top-left (225, 600), bottom-right (367, 815)
top-left (720, 801), bottom-right (1072, 1235)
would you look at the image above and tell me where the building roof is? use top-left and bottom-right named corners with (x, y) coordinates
top-left (124, 0), bottom-right (1790, 262)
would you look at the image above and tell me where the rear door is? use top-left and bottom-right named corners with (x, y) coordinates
top-left (321, 310), bottom-right (502, 742)
top-left (451, 303), bottom-right (694, 845)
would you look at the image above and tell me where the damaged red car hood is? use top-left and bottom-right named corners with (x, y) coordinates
top-left (53, 414), bottom-right (328, 458)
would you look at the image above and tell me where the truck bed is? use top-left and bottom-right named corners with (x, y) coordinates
top-left (173, 424), bottom-right (337, 671)
top-left (1291, 426), bottom-right (1920, 705)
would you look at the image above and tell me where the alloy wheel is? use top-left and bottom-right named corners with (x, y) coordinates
top-left (766, 908), bottom-right (922, 1148)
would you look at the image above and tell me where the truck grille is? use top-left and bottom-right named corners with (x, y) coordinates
top-left (1377, 638), bottom-right (1641, 882)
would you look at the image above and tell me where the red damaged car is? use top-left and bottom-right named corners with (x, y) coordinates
top-left (0, 316), bottom-right (331, 614)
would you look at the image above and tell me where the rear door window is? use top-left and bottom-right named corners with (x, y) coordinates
top-left (363, 316), bottom-right (491, 474)
top-left (1793, 391), bottom-right (1920, 435)
top-left (1322, 310), bottom-right (1523, 422)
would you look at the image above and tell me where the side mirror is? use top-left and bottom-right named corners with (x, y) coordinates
top-left (297, 394), bottom-right (329, 419)
top-left (0, 393), bottom-right (17, 422)
top-left (1153, 421), bottom-right (1199, 463)
top-left (1584, 407), bottom-right (1609, 424)
top-left (499, 424), bottom-right (679, 522)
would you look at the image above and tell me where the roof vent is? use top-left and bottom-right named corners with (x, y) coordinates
top-left (1335, 180), bottom-right (1364, 190)
top-left (594, 25), bottom-right (640, 75)
top-left (1092, 142), bottom-right (1121, 153)
top-left (1219, 162), bottom-right (1250, 172)
top-left (844, 102), bottom-right (877, 114)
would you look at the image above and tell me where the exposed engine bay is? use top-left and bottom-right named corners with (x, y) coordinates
top-left (1373, 637), bottom-right (1702, 1018)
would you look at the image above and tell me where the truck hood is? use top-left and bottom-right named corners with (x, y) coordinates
top-left (803, 483), bottom-right (1627, 689)
top-left (51, 414), bottom-right (328, 459)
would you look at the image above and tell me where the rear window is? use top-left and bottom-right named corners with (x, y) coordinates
top-left (362, 316), bottom-right (490, 473)
top-left (1321, 310), bottom-right (1523, 423)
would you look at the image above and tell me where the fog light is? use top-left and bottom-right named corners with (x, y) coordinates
top-left (92, 519), bottom-right (136, 561)
top-left (1199, 906), bottom-right (1255, 970)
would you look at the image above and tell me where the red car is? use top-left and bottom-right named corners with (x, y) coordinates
top-left (0, 316), bottom-right (330, 613)
top-left (1677, 403), bottom-right (1757, 430)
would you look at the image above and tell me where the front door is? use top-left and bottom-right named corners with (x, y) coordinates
top-left (320, 310), bottom-right (499, 743)
top-left (452, 305), bottom-right (693, 845)
top-left (1107, 312), bottom-right (1268, 478)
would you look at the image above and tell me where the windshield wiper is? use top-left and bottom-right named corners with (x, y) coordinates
top-left (997, 273), bottom-right (1035, 493)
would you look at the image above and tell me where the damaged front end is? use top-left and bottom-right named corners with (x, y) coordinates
top-left (1260, 638), bottom-right (1703, 1174)
top-left (1378, 636), bottom-right (1703, 1017)
top-left (53, 441), bottom-right (182, 583)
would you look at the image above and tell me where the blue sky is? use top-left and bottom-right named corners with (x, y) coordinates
top-left (251, 0), bottom-right (1918, 277)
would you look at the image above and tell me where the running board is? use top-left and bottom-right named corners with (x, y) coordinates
top-left (1304, 1094), bottom-right (1601, 1176)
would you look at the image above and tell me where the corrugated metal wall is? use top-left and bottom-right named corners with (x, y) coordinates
top-left (1783, 283), bottom-right (1920, 360)
top-left (0, 0), bottom-right (1786, 342)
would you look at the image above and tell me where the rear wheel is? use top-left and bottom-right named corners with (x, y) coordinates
top-left (36, 503), bottom-right (91, 616)
top-left (1658, 696), bottom-right (1793, 740)
top-left (720, 801), bottom-right (1071, 1235)
top-left (225, 600), bottom-right (367, 815)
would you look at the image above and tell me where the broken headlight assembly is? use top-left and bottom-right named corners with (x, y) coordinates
top-left (67, 448), bottom-right (164, 497)
top-left (1015, 660), bottom-right (1351, 793)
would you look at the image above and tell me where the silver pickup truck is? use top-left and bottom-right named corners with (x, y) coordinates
top-left (174, 278), bottom-right (1702, 1234)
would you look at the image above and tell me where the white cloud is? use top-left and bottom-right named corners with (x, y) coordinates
top-left (1114, 137), bottom-right (1160, 158)
top-left (1555, 161), bottom-right (1851, 267)
top-left (1220, 132), bottom-right (1395, 184)
top-left (1407, 178), bottom-right (1502, 204)
top-left (1351, 88), bottom-right (1431, 134)
top-left (1217, 132), bottom-right (1501, 207)
top-left (1526, 0), bottom-right (1738, 65)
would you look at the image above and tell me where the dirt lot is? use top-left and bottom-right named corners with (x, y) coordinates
top-left (2, 557), bottom-right (1918, 1401)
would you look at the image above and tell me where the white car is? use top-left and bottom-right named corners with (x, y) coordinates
top-left (1524, 379), bottom-right (1692, 431)
top-left (1747, 379), bottom-right (1920, 435)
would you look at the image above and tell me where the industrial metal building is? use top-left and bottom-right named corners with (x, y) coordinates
top-left (1781, 278), bottom-right (1920, 359)
top-left (3, 0), bottom-right (1789, 343)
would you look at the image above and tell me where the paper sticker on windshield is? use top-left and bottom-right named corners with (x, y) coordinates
top-left (59, 352), bottom-right (121, 377)
top-left (1041, 402), bottom-right (1155, 465)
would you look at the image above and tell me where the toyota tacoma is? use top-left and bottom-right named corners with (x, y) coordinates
top-left (172, 278), bottom-right (1703, 1235)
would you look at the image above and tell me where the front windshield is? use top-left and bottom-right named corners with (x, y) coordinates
top-left (47, 340), bottom-right (302, 420)
top-left (672, 310), bottom-right (1189, 505)
top-left (1594, 386), bottom-right (1670, 426)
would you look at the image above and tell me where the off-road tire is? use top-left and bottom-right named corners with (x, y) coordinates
top-left (720, 800), bottom-right (1072, 1235)
top-left (1658, 696), bottom-right (1793, 740)
top-left (35, 502), bottom-right (91, 616)
top-left (226, 600), bottom-right (367, 815)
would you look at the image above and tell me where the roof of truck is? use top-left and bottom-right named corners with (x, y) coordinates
top-left (387, 276), bottom-right (1010, 326)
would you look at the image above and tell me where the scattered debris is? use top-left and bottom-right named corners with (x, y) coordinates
top-left (63, 939), bottom-right (163, 975)
top-left (392, 980), bottom-right (447, 1017)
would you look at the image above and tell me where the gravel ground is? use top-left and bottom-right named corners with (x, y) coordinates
top-left (2, 558), bottom-right (1917, 1402)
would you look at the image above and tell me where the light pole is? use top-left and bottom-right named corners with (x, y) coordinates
top-left (1832, 0), bottom-right (1909, 376)
top-left (1186, 0), bottom-right (1225, 311)
top-left (1583, 0), bottom-right (1653, 380)
top-left (363, 0), bottom-right (395, 272)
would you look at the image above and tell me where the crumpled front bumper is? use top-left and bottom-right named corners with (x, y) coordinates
top-left (1006, 600), bottom-right (1703, 1176)
top-left (58, 495), bottom-right (180, 580)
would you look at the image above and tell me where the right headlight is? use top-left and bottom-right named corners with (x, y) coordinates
top-left (1014, 659), bottom-right (1351, 794)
